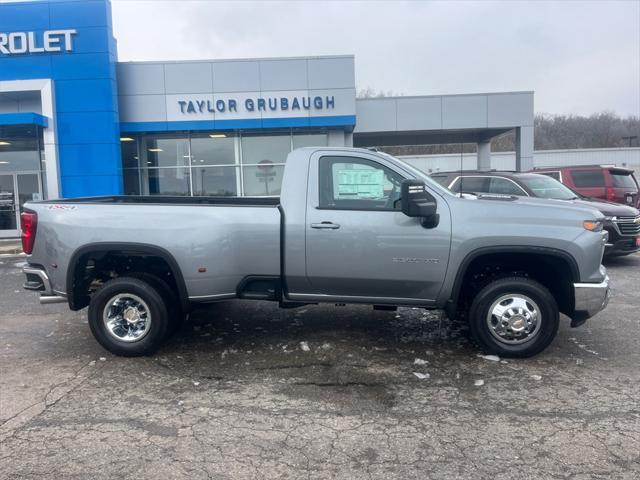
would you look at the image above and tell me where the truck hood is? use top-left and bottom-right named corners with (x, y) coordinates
top-left (460, 194), bottom-right (604, 219)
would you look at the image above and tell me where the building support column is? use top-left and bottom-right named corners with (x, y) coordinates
top-left (327, 130), bottom-right (352, 147)
top-left (477, 140), bottom-right (491, 171)
top-left (515, 126), bottom-right (534, 172)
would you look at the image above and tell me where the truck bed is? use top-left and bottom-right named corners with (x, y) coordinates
top-left (25, 197), bottom-right (282, 301)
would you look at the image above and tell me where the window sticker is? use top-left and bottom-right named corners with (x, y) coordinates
top-left (335, 169), bottom-right (385, 199)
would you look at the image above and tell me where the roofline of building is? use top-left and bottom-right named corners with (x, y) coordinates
top-left (117, 54), bottom-right (356, 66)
top-left (357, 91), bottom-right (534, 101)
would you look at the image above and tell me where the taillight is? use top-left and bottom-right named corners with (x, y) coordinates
top-left (20, 211), bottom-right (37, 255)
top-left (606, 187), bottom-right (615, 201)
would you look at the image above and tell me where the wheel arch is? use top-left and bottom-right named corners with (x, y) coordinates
top-left (447, 246), bottom-right (580, 318)
top-left (66, 242), bottom-right (189, 311)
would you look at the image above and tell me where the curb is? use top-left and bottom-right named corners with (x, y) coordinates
top-left (0, 248), bottom-right (23, 255)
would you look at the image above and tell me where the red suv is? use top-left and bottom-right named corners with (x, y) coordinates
top-left (533, 165), bottom-right (639, 208)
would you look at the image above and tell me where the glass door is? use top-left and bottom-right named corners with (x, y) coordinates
top-left (0, 173), bottom-right (41, 238)
top-left (0, 174), bottom-right (18, 238)
top-left (17, 173), bottom-right (41, 209)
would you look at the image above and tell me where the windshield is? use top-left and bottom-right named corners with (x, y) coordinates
top-left (519, 175), bottom-right (578, 200)
top-left (377, 152), bottom-right (455, 197)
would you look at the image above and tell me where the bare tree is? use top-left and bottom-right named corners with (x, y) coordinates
top-left (357, 87), bottom-right (400, 98)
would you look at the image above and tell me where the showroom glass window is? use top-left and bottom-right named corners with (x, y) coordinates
top-left (120, 137), bottom-right (140, 195)
top-left (121, 130), bottom-right (329, 197)
top-left (241, 132), bottom-right (328, 196)
top-left (140, 135), bottom-right (190, 195)
top-left (190, 134), bottom-right (238, 196)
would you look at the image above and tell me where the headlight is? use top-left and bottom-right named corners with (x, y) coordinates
top-left (583, 220), bottom-right (604, 232)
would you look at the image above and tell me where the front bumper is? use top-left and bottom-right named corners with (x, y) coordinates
top-left (604, 236), bottom-right (640, 256)
top-left (572, 274), bottom-right (610, 325)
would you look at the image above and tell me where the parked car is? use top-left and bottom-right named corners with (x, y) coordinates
top-left (430, 170), bottom-right (640, 257)
top-left (21, 148), bottom-right (610, 358)
top-left (532, 165), bottom-right (640, 209)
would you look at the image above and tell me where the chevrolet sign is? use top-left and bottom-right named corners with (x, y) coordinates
top-left (0, 29), bottom-right (77, 55)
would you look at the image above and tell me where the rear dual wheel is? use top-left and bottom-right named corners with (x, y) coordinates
top-left (88, 275), bottom-right (184, 357)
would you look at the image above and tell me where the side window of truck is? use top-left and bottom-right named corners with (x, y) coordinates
top-left (318, 156), bottom-right (405, 210)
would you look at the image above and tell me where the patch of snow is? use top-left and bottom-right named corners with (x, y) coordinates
top-left (413, 358), bottom-right (428, 365)
top-left (479, 354), bottom-right (500, 362)
top-left (530, 375), bottom-right (542, 381)
top-left (88, 360), bottom-right (96, 366)
top-left (300, 341), bottom-right (310, 352)
top-left (413, 372), bottom-right (430, 380)
top-left (474, 379), bottom-right (485, 386)
top-left (99, 357), bottom-right (106, 361)
top-left (193, 381), bottom-right (200, 386)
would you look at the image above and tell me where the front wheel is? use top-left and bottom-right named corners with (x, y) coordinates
top-left (88, 277), bottom-right (170, 357)
top-left (468, 277), bottom-right (559, 358)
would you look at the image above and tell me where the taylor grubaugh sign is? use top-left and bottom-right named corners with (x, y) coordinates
top-left (178, 95), bottom-right (336, 115)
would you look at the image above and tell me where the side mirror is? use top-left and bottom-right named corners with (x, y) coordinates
top-left (400, 179), bottom-right (439, 228)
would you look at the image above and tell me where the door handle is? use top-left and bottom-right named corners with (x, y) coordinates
top-left (311, 222), bottom-right (340, 230)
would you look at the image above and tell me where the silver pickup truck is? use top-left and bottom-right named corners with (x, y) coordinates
top-left (21, 147), bottom-right (610, 358)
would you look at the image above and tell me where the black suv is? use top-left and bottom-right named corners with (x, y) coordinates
top-left (430, 171), bottom-right (640, 257)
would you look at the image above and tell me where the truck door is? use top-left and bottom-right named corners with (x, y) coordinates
top-left (302, 152), bottom-right (451, 304)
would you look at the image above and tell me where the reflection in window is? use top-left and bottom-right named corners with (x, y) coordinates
top-left (193, 166), bottom-right (238, 196)
top-left (143, 136), bottom-right (189, 168)
top-left (241, 134), bottom-right (290, 165)
top-left (120, 139), bottom-right (139, 169)
top-left (123, 168), bottom-right (140, 195)
top-left (242, 165), bottom-right (284, 196)
top-left (0, 125), bottom-right (42, 173)
top-left (122, 130), bottom-right (331, 197)
top-left (143, 168), bottom-right (190, 196)
top-left (190, 134), bottom-right (236, 166)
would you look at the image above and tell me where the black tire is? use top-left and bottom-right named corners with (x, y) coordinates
top-left (88, 276), bottom-right (169, 357)
top-left (468, 276), bottom-right (559, 358)
top-left (128, 272), bottom-right (186, 337)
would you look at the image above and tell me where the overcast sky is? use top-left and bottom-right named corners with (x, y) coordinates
top-left (110, 0), bottom-right (640, 117)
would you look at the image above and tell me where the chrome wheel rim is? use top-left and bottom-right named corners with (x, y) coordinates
top-left (102, 293), bottom-right (152, 342)
top-left (486, 294), bottom-right (541, 345)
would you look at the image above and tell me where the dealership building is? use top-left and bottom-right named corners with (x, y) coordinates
top-left (0, 0), bottom-right (534, 237)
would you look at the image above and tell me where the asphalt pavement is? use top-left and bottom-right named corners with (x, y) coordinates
top-left (1, 253), bottom-right (639, 479)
